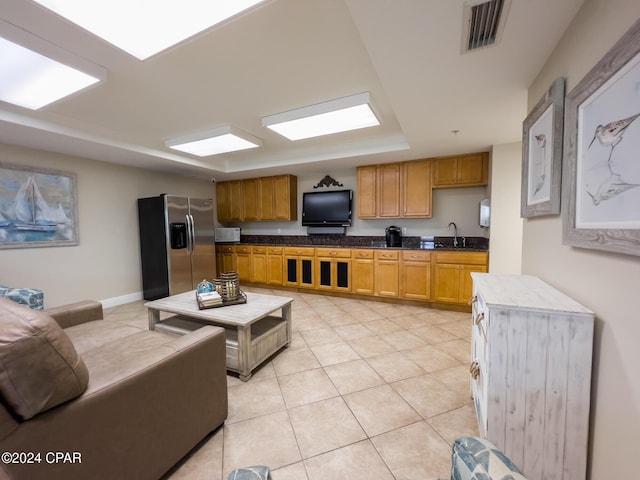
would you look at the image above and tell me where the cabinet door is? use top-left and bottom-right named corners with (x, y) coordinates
top-left (221, 251), bottom-right (235, 273)
top-left (432, 157), bottom-right (458, 186)
top-left (357, 165), bottom-right (378, 218)
top-left (457, 153), bottom-right (488, 186)
top-left (401, 261), bottom-right (431, 300)
top-left (432, 263), bottom-right (460, 303)
top-left (378, 164), bottom-right (401, 217)
top-left (235, 252), bottom-right (251, 283)
top-left (252, 248), bottom-right (267, 284)
top-left (242, 179), bottom-right (260, 221)
top-left (266, 249), bottom-right (283, 285)
top-left (259, 177), bottom-right (275, 220)
top-left (228, 180), bottom-right (243, 221)
top-left (402, 159), bottom-right (432, 217)
top-left (216, 182), bottom-right (231, 222)
top-left (274, 175), bottom-right (297, 221)
top-left (375, 260), bottom-right (399, 297)
top-left (459, 264), bottom-right (487, 303)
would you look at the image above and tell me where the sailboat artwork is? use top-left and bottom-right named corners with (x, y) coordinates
top-left (0, 164), bottom-right (78, 249)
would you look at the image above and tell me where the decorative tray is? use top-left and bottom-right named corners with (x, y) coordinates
top-left (196, 290), bottom-right (247, 310)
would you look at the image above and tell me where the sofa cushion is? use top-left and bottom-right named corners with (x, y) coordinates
top-left (0, 298), bottom-right (89, 420)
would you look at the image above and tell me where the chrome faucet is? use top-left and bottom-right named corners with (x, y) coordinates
top-left (448, 222), bottom-right (458, 247)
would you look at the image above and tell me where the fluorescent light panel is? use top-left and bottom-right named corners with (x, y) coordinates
top-left (166, 126), bottom-right (262, 157)
top-left (262, 92), bottom-right (380, 141)
top-left (0, 37), bottom-right (101, 110)
top-left (33, 0), bottom-right (268, 60)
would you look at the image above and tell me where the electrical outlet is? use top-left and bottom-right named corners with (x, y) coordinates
top-left (401, 226), bottom-right (407, 235)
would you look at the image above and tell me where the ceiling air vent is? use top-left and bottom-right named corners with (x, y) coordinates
top-left (462, 0), bottom-right (511, 53)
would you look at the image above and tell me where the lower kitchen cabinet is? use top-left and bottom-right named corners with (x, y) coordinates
top-left (266, 247), bottom-right (283, 285)
top-left (315, 248), bottom-right (351, 293)
top-left (352, 249), bottom-right (375, 295)
top-left (234, 245), bottom-right (252, 283)
top-left (251, 246), bottom-right (267, 284)
top-left (374, 249), bottom-right (399, 297)
top-left (284, 247), bottom-right (315, 288)
top-left (432, 251), bottom-right (488, 305)
top-left (470, 273), bottom-right (594, 480)
top-left (400, 250), bottom-right (431, 301)
top-left (217, 245), bottom-right (236, 274)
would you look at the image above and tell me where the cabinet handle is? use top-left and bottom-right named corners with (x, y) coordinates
top-left (474, 312), bottom-right (484, 325)
top-left (468, 295), bottom-right (477, 306)
top-left (470, 361), bottom-right (480, 380)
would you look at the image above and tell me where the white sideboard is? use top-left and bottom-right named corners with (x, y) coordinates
top-left (469, 273), bottom-right (594, 480)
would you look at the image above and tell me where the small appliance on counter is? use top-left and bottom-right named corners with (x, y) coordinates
top-left (385, 226), bottom-right (402, 247)
top-left (215, 227), bottom-right (241, 243)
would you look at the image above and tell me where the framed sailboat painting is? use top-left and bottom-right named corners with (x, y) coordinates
top-left (0, 163), bottom-right (78, 249)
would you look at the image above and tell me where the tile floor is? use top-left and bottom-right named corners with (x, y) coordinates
top-left (103, 287), bottom-right (479, 480)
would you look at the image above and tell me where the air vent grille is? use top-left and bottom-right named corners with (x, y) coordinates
top-left (463, 0), bottom-right (510, 52)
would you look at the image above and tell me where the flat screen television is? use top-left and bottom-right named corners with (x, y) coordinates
top-left (302, 190), bottom-right (352, 227)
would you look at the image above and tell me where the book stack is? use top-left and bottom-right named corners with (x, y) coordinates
top-left (197, 290), bottom-right (222, 307)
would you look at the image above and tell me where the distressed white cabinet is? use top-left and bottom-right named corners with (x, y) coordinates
top-left (470, 273), bottom-right (594, 480)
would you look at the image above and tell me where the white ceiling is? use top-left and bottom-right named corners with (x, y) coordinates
top-left (0, 0), bottom-right (584, 181)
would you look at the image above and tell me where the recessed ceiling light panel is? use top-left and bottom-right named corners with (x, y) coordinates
top-left (33, 0), bottom-right (268, 60)
top-left (262, 92), bottom-right (381, 141)
top-left (166, 126), bottom-right (262, 157)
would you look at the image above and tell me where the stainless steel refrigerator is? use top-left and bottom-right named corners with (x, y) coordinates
top-left (137, 194), bottom-right (216, 300)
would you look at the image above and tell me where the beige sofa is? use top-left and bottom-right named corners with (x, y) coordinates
top-left (0, 298), bottom-right (228, 480)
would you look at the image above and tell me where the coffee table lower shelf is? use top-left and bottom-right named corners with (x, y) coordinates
top-left (154, 315), bottom-right (288, 379)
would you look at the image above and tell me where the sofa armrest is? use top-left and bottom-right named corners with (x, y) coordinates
top-left (46, 300), bottom-right (104, 329)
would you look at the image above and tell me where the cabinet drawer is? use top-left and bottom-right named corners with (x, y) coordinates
top-left (353, 249), bottom-right (374, 259)
top-left (316, 248), bottom-right (352, 258)
top-left (401, 250), bottom-right (431, 262)
top-left (218, 245), bottom-right (235, 253)
top-left (267, 247), bottom-right (283, 255)
top-left (434, 251), bottom-right (488, 265)
top-left (252, 246), bottom-right (267, 254)
top-left (375, 250), bottom-right (399, 260)
top-left (235, 245), bottom-right (252, 254)
top-left (284, 247), bottom-right (315, 256)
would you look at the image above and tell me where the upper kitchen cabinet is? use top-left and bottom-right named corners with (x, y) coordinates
top-left (216, 174), bottom-right (297, 222)
top-left (357, 159), bottom-right (432, 219)
top-left (432, 153), bottom-right (489, 188)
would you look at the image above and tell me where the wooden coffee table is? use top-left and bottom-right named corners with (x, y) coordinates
top-left (145, 290), bottom-right (293, 381)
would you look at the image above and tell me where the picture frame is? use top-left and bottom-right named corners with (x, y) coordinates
top-left (563, 19), bottom-right (640, 257)
top-left (521, 77), bottom-right (565, 217)
top-left (0, 162), bottom-right (79, 249)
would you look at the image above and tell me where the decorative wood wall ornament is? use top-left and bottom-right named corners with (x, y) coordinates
top-left (313, 175), bottom-right (343, 189)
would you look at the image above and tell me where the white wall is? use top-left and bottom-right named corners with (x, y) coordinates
top-left (0, 144), bottom-right (215, 308)
top-left (221, 168), bottom-right (489, 239)
top-left (524, 2), bottom-right (640, 478)
top-left (488, 142), bottom-right (522, 274)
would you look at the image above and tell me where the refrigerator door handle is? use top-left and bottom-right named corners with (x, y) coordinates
top-left (188, 214), bottom-right (196, 255)
top-left (185, 214), bottom-right (193, 254)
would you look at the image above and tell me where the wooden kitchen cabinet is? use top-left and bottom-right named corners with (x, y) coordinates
top-left (357, 159), bottom-right (431, 219)
top-left (272, 174), bottom-right (297, 221)
top-left (315, 248), bottom-right (351, 293)
top-left (374, 249), bottom-right (399, 297)
top-left (432, 251), bottom-right (488, 304)
top-left (470, 273), bottom-right (594, 480)
top-left (284, 247), bottom-right (315, 288)
top-left (241, 178), bottom-right (260, 221)
top-left (251, 246), bottom-right (267, 284)
top-left (266, 246), bottom-right (284, 285)
top-left (432, 153), bottom-right (488, 188)
top-left (234, 245), bottom-right (252, 283)
top-left (217, 245), bottom-right (236, 274)
top-left (216, 180), bottom-right (243, 222)
top-left (352, 249), bottom-right (375, 295)
top-left (400, 250), bottom-right (431, 301)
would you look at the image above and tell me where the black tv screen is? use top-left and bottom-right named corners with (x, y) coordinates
top-left (302, 190), bottom-right (352, 226)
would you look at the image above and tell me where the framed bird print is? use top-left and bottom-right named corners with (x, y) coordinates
top-left (521, 77), bottom-right (565, 217)
top-left (563, 18), bottom-right (640, 256)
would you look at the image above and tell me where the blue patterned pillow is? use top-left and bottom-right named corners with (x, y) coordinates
top-left (228, 466), bottom-right (272, 480)
top-left (452, 437), bottom-right (527, 480)
top-left (0, 285), bottom-right (44, 310)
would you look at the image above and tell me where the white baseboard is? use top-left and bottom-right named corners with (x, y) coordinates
top-left (100, 291), bottom-right (144, 309)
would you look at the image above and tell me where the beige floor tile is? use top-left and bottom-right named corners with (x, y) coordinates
top-left (271, 462), bottom-right (308, 480)
top-left (371, 421), bottom-right (451, 480)
top-left (226, 377), bottom-right (285, 424)
top-left (250, 361), bottom-right (276, 380)
top-left (167, 428), bottom-right (224, 480)
top-left (392, 373), bottom-right (469, 418)
top-left (348, 335), bottom-right (396, 358)
top-left (310, 341), bottom-right (360, 366)
top-left (373, 304), bottom-right (409, 318)
top-left (411, 325), bottom-right (460, 344)
top-left (343, 384), bottom-right (421, 437)
top-left (272, 347), bottom-right (321, 377)
top-left (412, 310), bottom-right (455, 326)
top-left (365, 351), bottom-right (426, 383)
top-left (321, 310), bottom-right (360, 327)
top-left (428, 403), bottom-right (479, 445)
top-left (304, 440), bottom-right (394, 480)
top-left (383, 329), bottom-right (427, 350)
top-left (289, 396), bottom-right (367, 458)
top-left (439, 319), bottom-right (472, 339)
top-left (292, 311), bottom-right (329, 332)
top-left (436, 339), bottom-right (472, 363)
top-left (323, 359), bottom-right (385, 395)
top-left (300, 327), bottom-right (342, 346)
top-left (222, 411), bottom-right (301, 478)
top-left (390, 314), bottom-right (432, 330)
top-left (432, 365), bottom-right (473, 392)
top-left (364, 318), bottom-right (404, 335)
top-left (404, 344), bottom-right (463, 372)
top-left (278, 368), bottom-right (339, 408)
top-left (333, 323), bottom-right (373, 340)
